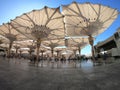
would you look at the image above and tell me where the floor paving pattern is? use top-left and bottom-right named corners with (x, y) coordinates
top-left (0, 57), bottom-right (120, 90)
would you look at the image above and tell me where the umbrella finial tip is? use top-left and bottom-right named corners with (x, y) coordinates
top-left (57, 6), bottom-right (60, 9)
top-left (86, 2), bottom-right (90, 4)
top-left (56, 6), bottom-right (60, 10)
top-left (23, 13), bottom-right (26, 15)
top-left (32, 10), bottom-right (36, 12)
top-left (44, 6), bottom-right (48, 8)
top-left (72, 1), bottom-right (77, 4)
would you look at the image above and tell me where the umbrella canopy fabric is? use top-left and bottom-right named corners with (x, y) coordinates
top-left (61, 49), bottom-right (74, 56)
top-left (66, 37), bottom-right (89, 48)
top-left (42, 39), bottom-right (65, 56)
top-left (0, 23), bottom-right (29, 57)
top-left (62, 2), bottom-right (119, 37)
top-left (42, 39), bottom-right (65, 49)
top-left (0, 36), bottom-right (9, 44)
top-left (0, 43), bottom-right (9, 49)
top-left (62, 2), bottom-right (118, 62)
top-left (0, 23), bottom-right (28, 42)
top-left (14, 40), bottom-right (35, 48)
top-left (10, 6), bottom-right (65, 41)
top-left (65, 37), bottom-right (89, 55)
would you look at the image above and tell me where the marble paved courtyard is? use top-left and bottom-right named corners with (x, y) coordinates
top-left (0, 57), bottom-right (120, 90)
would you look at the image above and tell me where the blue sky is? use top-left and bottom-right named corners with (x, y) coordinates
top-left (0, 0), bottom-right (120, 55)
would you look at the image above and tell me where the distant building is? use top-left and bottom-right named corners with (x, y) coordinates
top-left (94, 27), bottom-right (120, 58)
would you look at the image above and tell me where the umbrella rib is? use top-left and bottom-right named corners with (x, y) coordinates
top-left (89, 3), bottom-right (99, 16)
top-left (65, 15), bottom-right (87, 29)
top-left (51, 31), bottom-right (62, 36)
top-left (51, 30), bottom-right (64, 35)
top-left (50, 33), bottom-right (64, 37)
top-left (104, 17), bottom-right (117, 24)
top-left (3, 24), bottom-right (10, 33)
top-left (10, 23), bottom-right (31, 40)
top-left (0, 33), bottom-right (5, 37)
top-left (81, 4), bottom-right (91, 25)
top-left (33, 11), bottom-right (38, 24)
top-left (13, 25), bottom-right (30, 34)
top-left (47, 19), bottom-right (62, 28)
top-left (99, 7), bottom-right (110, 18)
top-left (24, 27), bottom-right (31, 34)
top-left (45, 7), bottom-right (60, 26)
top-left (47, 37), bottom-right (64, 40)
top-left (8, 24), bottom-right (12, 34)
top-left (75, 2), bottom-right (87, 20)
top-left (0, 28), bottom-right (7, 34)
top-left (66, 24), bottom-right (87, 35)
top-left (97, 4), bottom-right (102, 20)
top-left (66, 7), bottom-right (82, 17)
top-left (51, 33), bottom-right (62, 38)
top-left (66, 23), bottom-right (88, 34)
top-left (51, 28), bottom-right (64, 31)
top-left (63, 14), bottom-right (79, 17)
top-left (44, 7), bottom-right (49, 20)
top-left (103, 10), bottom-right (118, 23)
top-left (38, 10), bottom-right (41, 25)
top-left (18, 17), bottom-right (31, 22)
top-left (50, 16), bottom-right (63, 20)
top-left (64, 16), bottom-right (80, 25)
top-left (11, 20), bottom-right (30, 29)
top-left (65, 23), bottom-right (78, 27)
top-left (11, 25), bottom-right (28, 33)
top-left (77, 27), bottom-right (89, 35)
top-left (71, 38), bottom-right (79, 44)
top-left (24, 14), bottom-right (36, 25)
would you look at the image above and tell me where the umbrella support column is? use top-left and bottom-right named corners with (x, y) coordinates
top-left (41, 50), bottom-right (44, 67)
top-left (73, 49), bottom-right (77, 68)
top-left (51, 47), bottom-right (54, 68)
top-left (78, 46), bottom-right (82, 67)
top-left (56, 50), bottom-right (60, 68)
top-left (8, 41), bottom-right (13, 61)
top-left (56, 50), bottom-right (60, 57)
top-left (15, 46), bottom-right (20, 58)
top-left (51, 48), bottom-right (54, 57)
top-left (15, 48), bottom-right (18, 64)
top-left (15, 49), bottom-right (18, 58)
top-left (36, 39), bottom-right (41, 67)
top-left (7, 41), bottom-right (13, 63)
top-left (88, 35), bottom-right (95, 66)
top-left (28, 50), bottom-right (32, 63)
top-left (78, 47), bottom-right (81, 56)
top-left (91, 44), bottom-right (95, 65)
top-left (19, 50), bottom-right (22, 58)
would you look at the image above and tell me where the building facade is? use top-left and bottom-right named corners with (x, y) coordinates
top-left (94, 27), bottom-right (120, 58)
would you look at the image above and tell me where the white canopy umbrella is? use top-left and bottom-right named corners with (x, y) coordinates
top-left (66, 37), bottom-right (89, 55)
top-left (42, 39), bottom-right (65, 57)
top-left (10, 6), bottom-right (65, 65)
top-left (0, 23), bottom-right (28, 57)
top-left (62, 2), bottom-right (119, 61)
